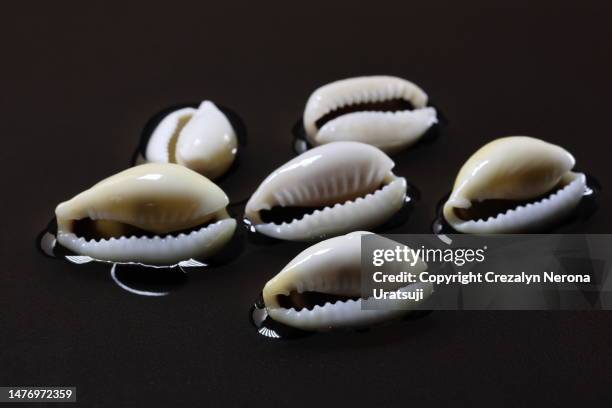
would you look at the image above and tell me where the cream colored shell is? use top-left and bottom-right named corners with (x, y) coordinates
top-left (55, 163), bottom-right (236, 264)
top-left (245, 142), bottom-right (407, 241)
top-left (303, 76), bottom-right (437, 154)
top-left (145, 100), bottom-right (237, 180)
top-left (263, 231), bottom-right (433, 331)
top-left (443, 136), bottom-right (586, 233)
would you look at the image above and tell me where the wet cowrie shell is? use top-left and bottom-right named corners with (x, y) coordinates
top-left (262, 231), bottom-right (433, 331)
top-left (55, 163), bottom-right (236, 265)
top-left (145, 100), bottom-right (237, 180)
top-left (303, 76), bottom-right (437, 154)
top-left (442, 136), bottom-right (586, 233)
top-left (244, 142), bottom-right (408, 241)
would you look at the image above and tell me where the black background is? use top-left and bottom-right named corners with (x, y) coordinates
top-left (2, 1), bottom-right (612, 407)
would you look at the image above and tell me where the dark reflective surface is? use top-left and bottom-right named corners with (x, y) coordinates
top-left (250, 293), bottom-right (435, 340)
top-left (5, 1), bottom-right (612, 407)
top-left (111, 263), bottom-right (188, 297)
